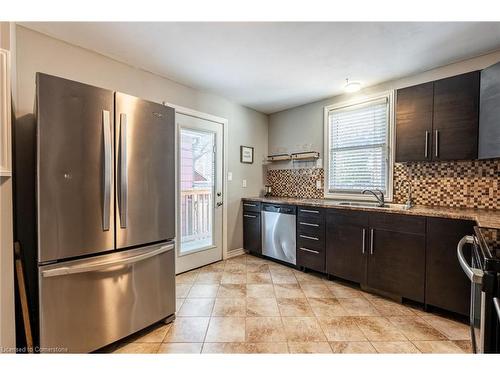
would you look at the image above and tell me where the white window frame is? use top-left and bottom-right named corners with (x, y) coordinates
top-left (323, 91), bottom-right (395, 201)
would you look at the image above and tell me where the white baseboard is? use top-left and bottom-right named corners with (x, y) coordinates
top-left (226, 248), bottom-right (246, 259)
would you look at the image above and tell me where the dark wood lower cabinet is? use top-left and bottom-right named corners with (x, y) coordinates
top-left (326, 210), bottom-right (368, 284)
top-left (243, 211), bottom-right (261, 255)
top-left (367, 227), bottom-right (426, 303)
top-left (426, 217), bottom-right (474, 316)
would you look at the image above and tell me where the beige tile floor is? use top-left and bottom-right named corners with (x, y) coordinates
top-left (108, 254), bottom-right (473, 354)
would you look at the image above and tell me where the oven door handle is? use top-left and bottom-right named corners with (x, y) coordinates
top-left (457, 235), bottom-right (483, 284)
top-left (494, 297), bottom-right (500, 323)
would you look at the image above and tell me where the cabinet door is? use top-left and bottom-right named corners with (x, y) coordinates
top-left (243, 211), bottom-right (261, 254)
top-left (326, 210), bottom-right (368, 283)
top-left (395, 82), bottom-right (434, 162)
top-left (433, 71), bottom-right (480, 161)
top-left (479, 62), bottom-right (500, 159)
top-left (367, 213), bottom-right (425, 302)
top-left (426, 217), bottom-right (474, 316)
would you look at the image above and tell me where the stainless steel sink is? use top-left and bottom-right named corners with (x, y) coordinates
top-left (337, 202), bottom-right (408, 210)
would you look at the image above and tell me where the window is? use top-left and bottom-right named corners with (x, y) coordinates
top-left (324, 93), bottom-right (394, 200)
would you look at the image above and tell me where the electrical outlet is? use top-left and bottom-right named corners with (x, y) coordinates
top-left (316, 180), bottom-right (322, 189)
top-left (242, 179), bottom-right (247, 188)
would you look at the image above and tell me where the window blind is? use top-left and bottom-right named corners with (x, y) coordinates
top-left (328, 98), bottom-right (389, 194)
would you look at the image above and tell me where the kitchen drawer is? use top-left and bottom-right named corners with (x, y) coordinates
top-left (297, 233), bottom-right (325, 250)
top-left (297, 206), bottom-right (325, 220)
top-left (297, 245), bottom-right (325, 273)
top-left (297, 220), bottom-right (324, 238)
top-left (369, 212), bottom-right (425, 235)
top-left (242, 200), bottom-right (261, 212)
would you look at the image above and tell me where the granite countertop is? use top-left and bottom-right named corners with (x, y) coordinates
top-left (242, 196), bottom-right (500, 229)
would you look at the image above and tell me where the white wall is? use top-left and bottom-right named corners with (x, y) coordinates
top-left (0, 22), bottom-right (15, 350)
top-left (269, 50), bottom-right (500, 163)
top-left (15, 25), bottom-right (269, 252)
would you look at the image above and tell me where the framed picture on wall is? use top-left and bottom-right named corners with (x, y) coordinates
top-left (240, 146), bottom-right (254, 164)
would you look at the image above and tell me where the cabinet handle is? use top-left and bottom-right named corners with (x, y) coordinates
top-left (244, 214), bottom-right (257, 218)
top-left (243, 203), bottom-right (257, 207)
top-left (299, 222), bottom-right (319, 227)
top-left (370, 229), bottom-right (374, 255)
top-left (299, 247), bottom-right (319, 254)
top-left (300, 209), bottom-right (319, 214)
top-left (362, 228), bottom-right (366, 254)
top-left (435, 129), bottom-right (439, 158)
top-left (299, 234), bottom-right (319, 241)
top-left (425, 131), bottom-right (429, 158)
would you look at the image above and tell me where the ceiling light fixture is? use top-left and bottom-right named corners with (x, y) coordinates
top-left (344, 78), bottom-right (361, 93)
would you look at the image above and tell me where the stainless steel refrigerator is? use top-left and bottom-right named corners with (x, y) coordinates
top-left (14, 73), bottom-right (176, 353)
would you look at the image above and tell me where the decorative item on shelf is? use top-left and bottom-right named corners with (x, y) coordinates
top-left (291, 151), bottom-right (320, 161)
top-left (240, 145), bottom-right (254, 164)
top-left (264, 185), bottom-right (272, 197)
top-left (267, 153), bottom-right (292, 162)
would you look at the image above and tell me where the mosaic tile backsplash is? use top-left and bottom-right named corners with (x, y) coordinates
top-left (266, 160), bottom-right (500, 210)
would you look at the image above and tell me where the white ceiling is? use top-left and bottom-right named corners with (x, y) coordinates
top-left (19, 22), bottom-right (500, 114)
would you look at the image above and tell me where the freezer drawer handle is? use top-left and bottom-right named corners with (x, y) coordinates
top-left (41, 243), bottom-right (174, 278)
top-left (457, 235), bottom-right (483, 284)
top-left (119, 113), bottom-right (128, 228)
top-left (102, 110), bottom-right (112, 231)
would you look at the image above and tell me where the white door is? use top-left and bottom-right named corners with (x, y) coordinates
top-left (176, 113), bottom-right (224, 273)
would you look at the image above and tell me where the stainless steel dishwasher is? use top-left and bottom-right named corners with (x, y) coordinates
top-left (261, 204), bottom-right (297, 265)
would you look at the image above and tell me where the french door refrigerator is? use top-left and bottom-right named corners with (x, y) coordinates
top-left (15, 73), bottom-right (176, 353)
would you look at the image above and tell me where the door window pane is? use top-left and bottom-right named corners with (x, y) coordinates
top-left (180, 128), bottom-right (215, 254)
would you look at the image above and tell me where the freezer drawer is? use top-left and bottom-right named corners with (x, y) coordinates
top-left (38, 242), bottom-right (175, 353)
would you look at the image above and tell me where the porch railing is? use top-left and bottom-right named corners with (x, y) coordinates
top-left (180, 188), bottom-right (213, 245)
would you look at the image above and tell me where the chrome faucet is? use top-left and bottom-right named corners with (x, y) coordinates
top-left (362, 189), bottom-right (385, 207)
top-left (398, 179), bottom-right (414, 210)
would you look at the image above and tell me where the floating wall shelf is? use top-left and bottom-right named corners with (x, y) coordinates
top-left (291, 151), bottom-right (320, 161)
top-left (267, 154), bottom-right (292, 162)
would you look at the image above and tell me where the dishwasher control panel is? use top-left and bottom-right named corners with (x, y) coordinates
top-left (262, 204), bottom-right (296, 215)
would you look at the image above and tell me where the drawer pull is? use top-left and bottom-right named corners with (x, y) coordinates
top-left (299, 222), bottom-right (319, 227)
top-left (244, 214), bottom-right (257, 218)
top-left (300, 209), bottom-right (319, 214)
top-left (300, 234), bottom-right (319, 241)
top-left (299, 247), bottom-right (319, 254)
top-left (243, 203), bottom-right (257, 207)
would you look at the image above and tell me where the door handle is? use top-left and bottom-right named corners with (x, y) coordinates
top-left (102, 110), bottom-right (112, 231)
top-left (370, 229), bottom-right (374, 255)
top-left (362, 228), bottom-right (366, 254)
top-left (119, 113), bottom-right (128, 228)
top-left (435, 129), bottom-right (439, 158)
top-left (425, 131), bottom-right (430, 158)
top-left (457, 235), bottom-right (483, 284)
top-left (41, 243), bottom-right (174, 277)
top-left (217, 202), bottom-right (223, 207)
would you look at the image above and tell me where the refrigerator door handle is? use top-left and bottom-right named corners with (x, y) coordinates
top-left (119, 113), bottom-right (128, 228)
top-left (102, 110), bottom-right (112, 231)
top-left (41, 243), bottom-right (174, 277)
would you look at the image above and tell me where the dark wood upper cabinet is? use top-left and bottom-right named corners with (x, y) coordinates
top-left (426, 217), bottom-right (474, 316)
top-left (479, 61), bottom-right (500, 159)
top-left (433, 71), bottom-right (480, 161)
top-left (395, 71), bottom-right (480, 162)
top-left (326, 210), bottom-right (368, 284)
top-left (395, 82), bottom-right (434, 162)
top-left (366, 213), bottom-right (426, 303)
